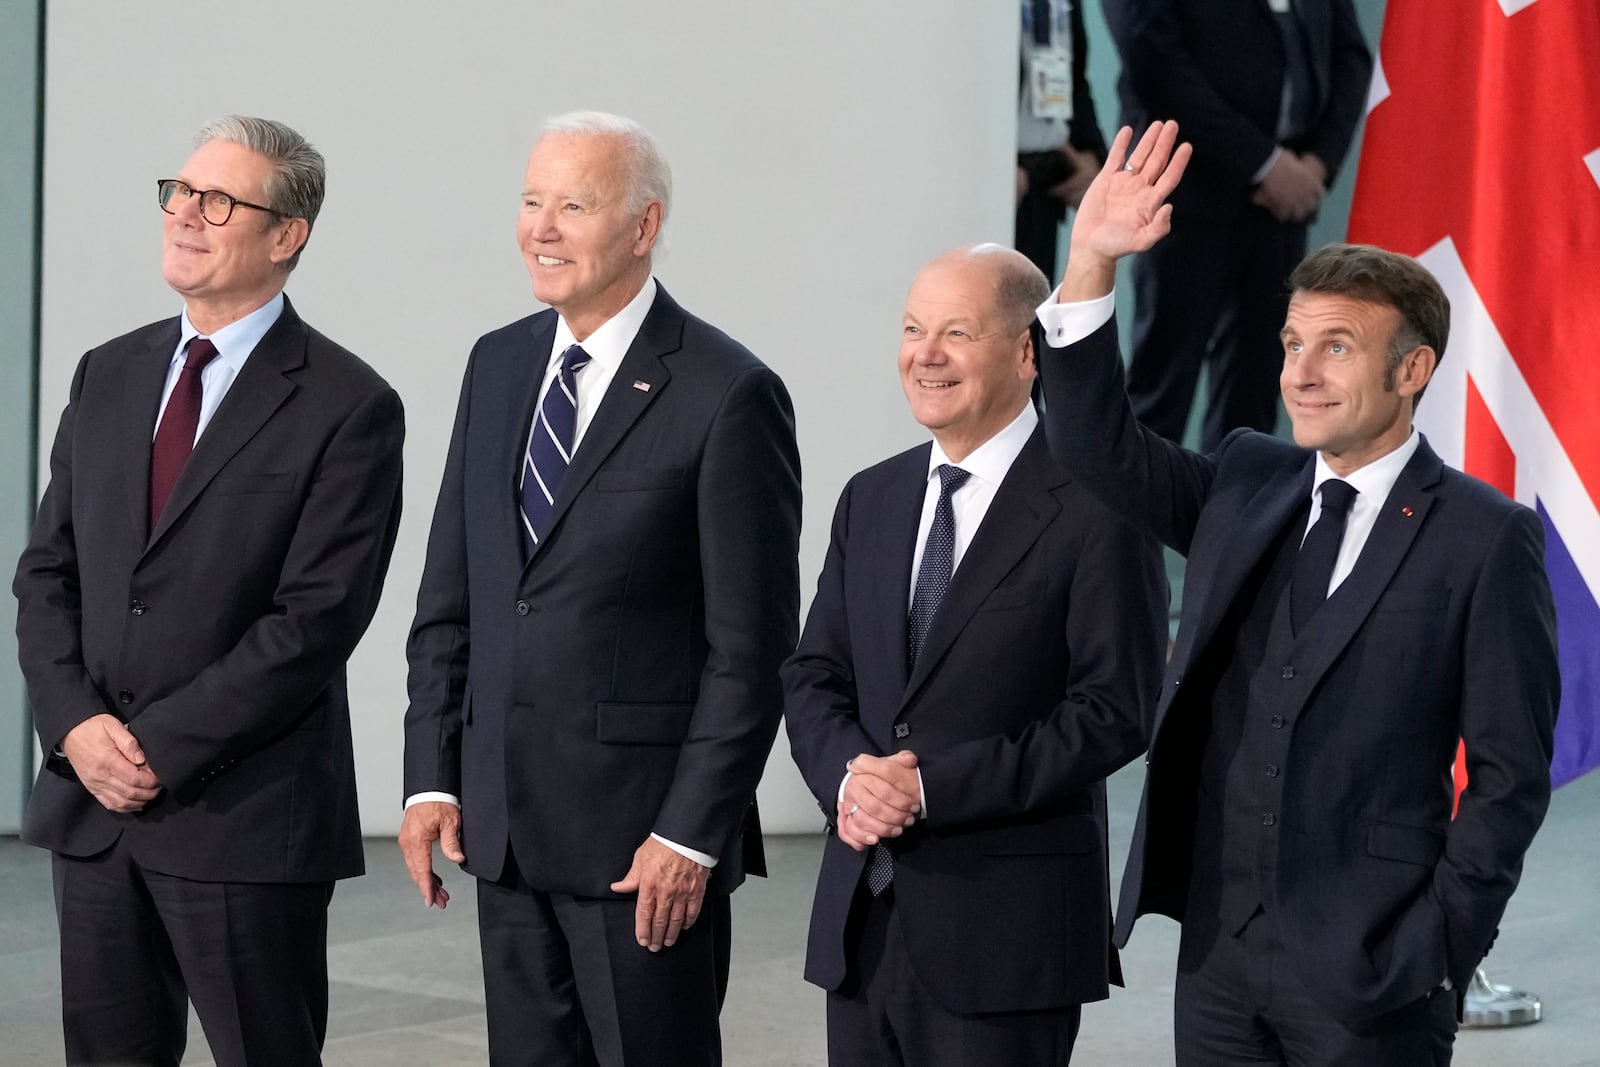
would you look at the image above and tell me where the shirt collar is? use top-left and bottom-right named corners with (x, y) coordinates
top-left (927, 402), bottom-right (1039, 486)
top-left (175, 291), bottom-right (286, 371)
top-left (551, 277), bottom-right (659, 375)
top-left (1312, 428), bottom-right (1420, 508)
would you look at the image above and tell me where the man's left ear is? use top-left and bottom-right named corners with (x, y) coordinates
top-left (272, 218), bottom-right (311, 266)
top-left (1018, 327), bottom-right (1038, 381)
top-left (1396, 344), bottom-right (1437, 399)
top-left (634, 200), bottom-right (664, 256)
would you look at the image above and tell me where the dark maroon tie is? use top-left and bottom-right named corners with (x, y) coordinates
top-left (149, 337), bottom-right (220, 529)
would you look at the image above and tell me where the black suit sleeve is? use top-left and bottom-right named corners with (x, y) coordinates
top-left (129, 386), bottom-right (405, 796)
top-left (402, 346), bottom-right (478, 801)
top-left (914, 507), bottom-right (1165, 827)
top-left (14, 351), bottom-right (118, 751)
top-left (651, 365), bottom-right (802, 858)
top-left (1431, 505), bottom-right (1558, 984)
top-left (1038, 315), bottom-right (1218, 555)
top-left (1068, 0), bottom-right (1108, 159)
top-left (783, 478), bottom-right (879, 818)
top-left (1304, 0), bottom-right (1372, 181)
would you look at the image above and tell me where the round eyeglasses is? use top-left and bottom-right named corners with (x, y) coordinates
top-left (157, 179), bottom-right (281, 226)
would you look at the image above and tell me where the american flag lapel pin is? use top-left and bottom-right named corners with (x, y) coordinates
top-left (632, 380), bottom-right (652, 392)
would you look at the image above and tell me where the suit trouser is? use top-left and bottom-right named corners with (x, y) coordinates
top-left (477, 844), bottom-right (731, 1067)
top-left (826, 883), bottom-right (1082, 1066)
top-left (1174, 907), bottom-right (1456, 1067)
top-left (52, 835), bottom-right (333, 1067)
top-left (1124, 205), bottom-right (1307, 451)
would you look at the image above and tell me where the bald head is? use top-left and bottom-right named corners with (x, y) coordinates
top-left (899, 245), bottom-right (1045, 462)
top-left (922, 243), bottom-right (1050, 336)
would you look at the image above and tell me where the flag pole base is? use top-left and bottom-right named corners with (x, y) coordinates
top-left (1460, 968), bottom-right (1542, 1028)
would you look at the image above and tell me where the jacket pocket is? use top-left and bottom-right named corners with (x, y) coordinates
top-left (595, 467), bottom-right (686, 492)
top-left (213, 472), bottom-right (296, 495)
top-left (1367, 819), bottom-right (1446, 866)
top-left (596, 702), bottom-right (694, 745)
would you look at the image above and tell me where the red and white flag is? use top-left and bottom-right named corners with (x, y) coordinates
top-left (1349, 0), bottom-right (1600, 786)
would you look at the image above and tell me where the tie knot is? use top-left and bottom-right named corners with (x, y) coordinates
top-left (185, 337), bottom-right (220, 374)
top-left (936, 464), bottom-right (971, 499)
top-left (560, 344), bottom-right (593, 376)
top-left (1318, 479), bottom-right (1357, 515)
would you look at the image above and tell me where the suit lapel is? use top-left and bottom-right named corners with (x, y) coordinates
top-left (902, 430), bottom-right (1062, 707)
top-left (146, 302), bottom-right (303, 550)
top-left (122, 322), bottom-right (182, 540)
top-left (1291, 439), bottom-right (1442, 689)
top-left (1167, 457), bottom-right (1314, 684)
top-left (521, 286), bottom-right (679, 573)
top-left (864, 448), bottom-right (929, 706)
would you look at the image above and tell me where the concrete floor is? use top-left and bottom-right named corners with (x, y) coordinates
top-left (2, 763), bottom-right (1597, 1065)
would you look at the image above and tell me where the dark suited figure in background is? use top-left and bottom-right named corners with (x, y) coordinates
top-left (400, 111), bottom-right (801, 1066)
top-left (1016, 0), bottom-right (1108, 278)
top-left (1037, 123), bottom-right (1558, 1066)
top-left (14, 116), bottom-right (405, 1067)
top-left (1103, 0), bottom-right (1371, 448)
top-left (785, 244), bottom-right (1166, 1065)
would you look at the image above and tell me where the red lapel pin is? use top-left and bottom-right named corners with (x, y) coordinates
top-left (1402, 506), bottom-right (1414, 517)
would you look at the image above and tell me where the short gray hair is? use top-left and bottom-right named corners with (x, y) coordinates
top-left (963, 243), bottom-right (1050, 334)
top-left (540, 110), bottom-right (672, 225)
top-left (195, 115), bottom-right (325, 270)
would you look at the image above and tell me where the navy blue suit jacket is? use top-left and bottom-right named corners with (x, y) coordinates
top-left (404, 285), bottom-right (801, 896)
top-left (784, 426), bottom-right (1166, 1014)
top-left (1039, 317), bottom-right (1559, 1021)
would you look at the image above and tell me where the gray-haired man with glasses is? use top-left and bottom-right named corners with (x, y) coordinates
top-left (15, 115), bottom-right (405, 1066)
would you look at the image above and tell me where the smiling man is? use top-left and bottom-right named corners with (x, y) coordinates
top-left (784, 244), bottom-right (1166, 1064)
top-left (400, 111), bottom-right (800, 1066)
top-left (14, 116), bottom-right (405, 1067)
top-left (1035, 122), bottom-right (1559, 1066)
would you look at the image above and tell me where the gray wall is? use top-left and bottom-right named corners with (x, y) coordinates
top-left (38, 2), bottom-right (1017, 835)
top-left (25, 0), bottom-right (1391, 838)
top-left (0, 1), bottom-right (44, 833)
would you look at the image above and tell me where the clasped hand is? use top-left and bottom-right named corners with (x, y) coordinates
top-left (61, 713), bottom-right (162, 813)
top-left (836, 750), bottom-right (921, 852)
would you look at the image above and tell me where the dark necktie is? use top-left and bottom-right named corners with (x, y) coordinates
top-left (908, 464), bottom-right (972, 670)
top-left (520, 344), bottom-right (592, 554)
top-left (869, 463), bottom-right (971, 897)
top-left (1291, 479), bottom-right (1358, 635)
top-left (149, 337), bottom-right (220, 529)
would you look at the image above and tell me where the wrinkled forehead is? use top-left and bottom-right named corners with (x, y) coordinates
top-left (1284, 290), bottom-right (1401, 339)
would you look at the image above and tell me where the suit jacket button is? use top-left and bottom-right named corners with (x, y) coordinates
top-left (129, 600), bottom-right (147, 616)
top-left (1270, 715), bottom-right (1284, 729)
top-left (1261, 812), bottom-right (1277, 827)
top-left (514, 599), bottom-right (531, 616)
top-left (893, 723), bottom-right (911, 739)
top-left (1280, 665), bottom-right (1295, 679)
top-left (118, 689), bottom-right (134, 705)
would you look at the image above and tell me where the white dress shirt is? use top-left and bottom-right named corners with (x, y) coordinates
top-left (156, 292), bottom-right (285, 442)
top-left (406, 279), bottom-right (715, 868)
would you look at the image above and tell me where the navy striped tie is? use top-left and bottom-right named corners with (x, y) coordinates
top-left (520, 344), bottom-right (591, 553)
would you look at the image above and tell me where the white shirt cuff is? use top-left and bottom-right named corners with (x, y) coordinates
top-left (1252, 145), bottom-right (1284, 185)
top-left (404, 791), bottom-right (459, 809)
top-left (838, 769), bottom-right (929, 818)
top-left (651, 833), bottom-right (717, 868)
top-left (1036, 288), bottom-right (1116, 349)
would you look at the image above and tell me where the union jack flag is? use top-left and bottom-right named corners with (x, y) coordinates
top-left (1349, 0), bottom-right (1600, 787)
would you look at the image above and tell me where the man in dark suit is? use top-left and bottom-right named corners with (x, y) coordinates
top-left (1035, 122), bottom-right (1559, 1065)
top-left (13, 115), bottom-right (405, 1067)
top-left (399, 111), bottom-right (801, 1066)
top-left (1103, 0), bottom-right (1371, 449)
top-left (1015, 0), bottom-right (1108, 278)
top-left (784, 244), bottom-right (1166, 1064)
